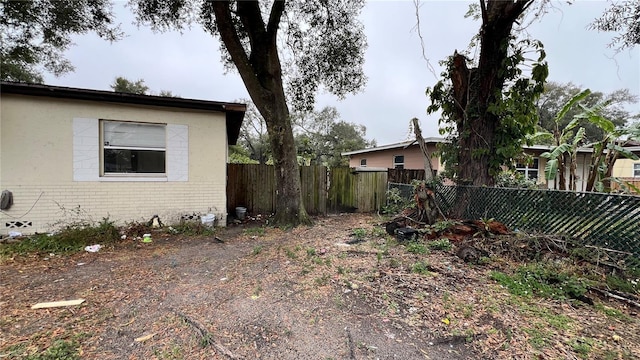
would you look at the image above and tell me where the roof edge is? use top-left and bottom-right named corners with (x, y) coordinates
top-left (1, 81), bottom-right (246, 113)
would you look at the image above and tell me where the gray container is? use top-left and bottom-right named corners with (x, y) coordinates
top-left (235, 207), bottom-right (247, 220)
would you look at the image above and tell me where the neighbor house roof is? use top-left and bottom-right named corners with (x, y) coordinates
top-left (342, 137), bottom-right (640, 158)
top-left (0, 81), bottom-right (247, 145)
top-left (341, 137), bottom-right (445, 156)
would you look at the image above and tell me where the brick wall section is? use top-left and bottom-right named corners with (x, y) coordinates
top-left (1, 182), bottom-right (226, 234)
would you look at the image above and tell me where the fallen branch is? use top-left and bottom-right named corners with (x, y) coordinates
top-left (173, 310), bottom-right (240, 359)
top-left (589, 287), bottom-right (640, 309)
top-left (345, 327), bottom-right (356, 359)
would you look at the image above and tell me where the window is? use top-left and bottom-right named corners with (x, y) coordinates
top-left (360, 158), bottom-right (367, 167)
top-left (393, 155), bottom-right (404, 170)
top-left (516, 158), bottom-right (539, 180)
top-left (102, 120), bottom-right (166, 175)
top-left (634, 163), bottom-right (640, 177)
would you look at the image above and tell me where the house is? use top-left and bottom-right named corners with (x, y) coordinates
top-left (0, 82), bottom-right (245, 235)
top-left (341, 138), bottom-right (444, 173)
top-left (342, 138), bottom-right (640, 191)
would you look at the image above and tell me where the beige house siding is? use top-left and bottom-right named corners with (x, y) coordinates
top-left (1, 94), bottom-right (230, 234)
top-left (612, 158), bottom-right (640, 178)
top-left (348, 144), bottom-right (441, 172)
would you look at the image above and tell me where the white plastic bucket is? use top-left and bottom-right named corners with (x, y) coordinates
top-left (200, 213), bottom-right (216, 227)
top-left (235, 207), bottom-right (247, 220)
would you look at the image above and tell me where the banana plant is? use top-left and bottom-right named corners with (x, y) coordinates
top-left (539, 89), bottom-right (591, 190)
top-left (578, 102), bottom-right (640, 192)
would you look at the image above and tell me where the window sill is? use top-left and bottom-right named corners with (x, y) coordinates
top-left (99, 176), bottom-right (168, 182)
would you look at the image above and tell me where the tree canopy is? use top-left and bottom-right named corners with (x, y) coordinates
top-left (130, 0), bottom-right (368, 226)
top-left (294, 106), bottom-right (375, 167)
top-left (110, 76), bottom-right (149, 94)
top-left (0, 0), bottom-right (121, 83)
top-left (589, 1), bottom-right (640, 50)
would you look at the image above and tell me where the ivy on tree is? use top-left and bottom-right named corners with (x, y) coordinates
top-left (426, 0), bottom-right (548, 189)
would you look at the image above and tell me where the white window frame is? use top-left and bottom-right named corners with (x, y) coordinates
top-left (634, 163), bottom-right (640, 177)
top-left (393, 155), bottom-right (404, 170)
top-left (101, 120), bottom-right (167, 177)
top-left (360, 158), bottom-right (367, 167)
top-left (515, 157), bottom-right (539, 180)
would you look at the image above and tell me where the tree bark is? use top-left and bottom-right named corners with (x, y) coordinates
top-left (212, 1), bottom-right (311, 226)
top-left (452, 0), bottom-right (532, 187)
top-left (448, 0), bottom-right (533, 217)
top-left (412, 118), bottom-right (435, 181)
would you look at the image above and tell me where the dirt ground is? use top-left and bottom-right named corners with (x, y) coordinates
top-left (1, 213), bottom-right (639, 359)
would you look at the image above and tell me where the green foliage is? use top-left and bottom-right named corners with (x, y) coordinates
top-left (293, 106), bottom-right (375, 167)
top-left (490, 263), bottom-right (588, 300)
top-left (251, 245), bottom-right (263, 255)
top-left (228, 145), bottom-right (259, 164)
top-left (25, 339), bottom-right (80, 360)
top-left (537, 82), bottom-right (638, 144)
top-left (495, 170), bottom-right (539, 189)
top-left (427, 238), bottom-right (452, 251)
top-left (568, 338), bottom-right (594, 358)
top-left (169, 221), bottom-right (215, 236)
top-left (1, 218), bottom-right (119, 257)
top-left (0, 0), bottom-right (121, 82)
top-left (352, 228), bottom-right (367, 239)
top-left (236, 100), bottom-right (271, 164)
top-left (382, 187), bottom-right (413, 215)
top-left (243, 227), bottom-right (266, 237)
top-left (431, 220), bottom-right (459, 233)
top-left (411, 261), bottom-right (432, 275)
top-left (110, 76), bottom-right (149, 94)
top-left (427, 36), bottom-right (548, 182)
top-left (406, 241), bottom-right (429, 255)
top-left (589, 2), bottom-right (640, 50)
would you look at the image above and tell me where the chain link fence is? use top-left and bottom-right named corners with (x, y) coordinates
top-left (387, 182), bottom-right (640, 269)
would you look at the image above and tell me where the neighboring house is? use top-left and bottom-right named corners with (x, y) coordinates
top-left (342, 138), bottom-right (640, 191)
top-left (342, 138), bottom-right (444, 174)
top-left (613, 158), bottom-right (640, 179)
top-left (0, 82), bottom-right (245, 235)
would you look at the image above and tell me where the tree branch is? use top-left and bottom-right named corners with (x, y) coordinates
top-left (266, 0), bottom-right (285, 42)
top-left (211, 2), bottom-right (264, 100)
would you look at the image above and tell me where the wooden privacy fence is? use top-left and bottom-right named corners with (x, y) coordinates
top-left (611, 177), bottom-right (640, 194)
top-left (227, 164), bottom-right (387, 215)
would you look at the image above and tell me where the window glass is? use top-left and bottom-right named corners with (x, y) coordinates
top-left (515, 157), bottom-right (539, 180)
top-left (360, 159), bottom-right (367, 167)
top-left (102, 120), bottom-right (166, 174)
top-left (393, 155), bottom-right (404, 170)
top-left (634, 163), bottom-right (640, 177)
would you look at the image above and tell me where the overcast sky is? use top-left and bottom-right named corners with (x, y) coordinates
top-left (43, 0), bottom-right (639, 146)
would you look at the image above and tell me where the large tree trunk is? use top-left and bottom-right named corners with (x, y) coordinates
top-left (213, 1), bottom-right (311, 226)
top-left (448, 0), bottom-right (532, 217)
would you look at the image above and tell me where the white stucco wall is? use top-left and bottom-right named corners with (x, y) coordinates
top-left (0, 94), bottom-right (229, 234)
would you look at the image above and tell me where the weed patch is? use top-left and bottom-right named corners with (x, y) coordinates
top-left (427, 238), bottom-right (452, 251)
top-left (1, 218), bottom-right (119, 257)
top-left (405, 241), bottom-right (429, 255)
top-left (490, 263), bottom-right (588, 300)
